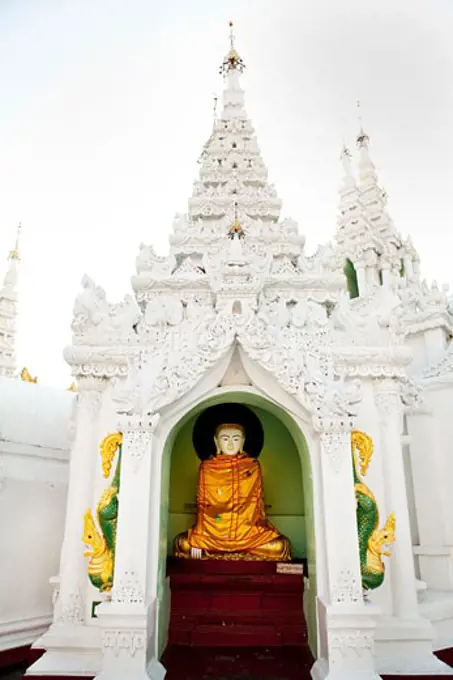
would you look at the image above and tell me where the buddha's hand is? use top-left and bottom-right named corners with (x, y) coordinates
top-left (190, 547), bottom-right (203, 559)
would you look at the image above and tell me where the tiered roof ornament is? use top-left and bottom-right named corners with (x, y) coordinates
top-left (0, 224), bottom-right (21, 377)
top-left (130, 22), bottom-right (343, 315)
top-left (221, 21), bottom-right (246, 75)
top-left (66, 23), bottom-right (417, 425)
top-left (333, 118), bottom-right (422, 299)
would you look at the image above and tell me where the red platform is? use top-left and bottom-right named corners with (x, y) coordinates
top-left (167, 558), bottom-right (307, 647)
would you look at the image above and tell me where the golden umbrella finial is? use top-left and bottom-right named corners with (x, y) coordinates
top-left (9, 222), bottom-right (21, 261)
top-left (221, 21), bottom-right (245, 75)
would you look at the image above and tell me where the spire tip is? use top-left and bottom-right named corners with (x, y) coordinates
top-left (8, 222), bottom-right (21, 261)
top-left (220, 21), bottom-right (245, 75)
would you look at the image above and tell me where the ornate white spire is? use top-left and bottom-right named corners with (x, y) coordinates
top-left (332, 122), bottom-right (421, 296)
top-left (335, 144), bottom-right (368, 248)
top-left (220, 21), bottom-right (247, 120)
top-left (132, 24), bottom-right (340, 313)
top-left (356, 127), bottom-right (400, 244)
top-left (169, 22), bottom-right (284, 259)
top-left (0, 223), bottom-right (21, 377)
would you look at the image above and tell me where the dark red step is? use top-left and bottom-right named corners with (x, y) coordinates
top-left (161, 645), bottom-right (314, 680)
top-left (167, 558), bottom-right (306, 649)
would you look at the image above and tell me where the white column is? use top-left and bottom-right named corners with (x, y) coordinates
top-left (95, 413), bottom-right (165, 680)
top-left (54, 376), bottom-right (105, 625)
top-left (403, 255), bottom-right (413, 279)
top-left (356, 264), bottom-right (367, 297)
top-left (406, 407), bottom-right (453, 590)
top-left (371, 381), bottom-right (451, 675)
top-left (312, 421), bottom-right (381, 680)
top-left (375, 380), bottom-right (418, 619)
top-left (380, 265), bottom-right (392, 288)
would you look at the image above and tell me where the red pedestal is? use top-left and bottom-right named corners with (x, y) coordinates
top-left (167, 558), bottom-right (308, 648)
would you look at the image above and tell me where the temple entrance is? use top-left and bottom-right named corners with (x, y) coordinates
top-left (155, 390), bottom-right (317, 668)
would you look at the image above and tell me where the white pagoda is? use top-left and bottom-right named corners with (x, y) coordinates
top-left (25, 24), bottom-right (453, 680)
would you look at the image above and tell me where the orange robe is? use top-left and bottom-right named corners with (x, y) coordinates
top-left (175, 452), bottom-right (290, 560)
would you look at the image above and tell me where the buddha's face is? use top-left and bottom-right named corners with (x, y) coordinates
top-left (214, 425), bottom-right (245, 456)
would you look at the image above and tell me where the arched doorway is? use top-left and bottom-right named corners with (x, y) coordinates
top-left (154, 389), bottom-right (317, 660)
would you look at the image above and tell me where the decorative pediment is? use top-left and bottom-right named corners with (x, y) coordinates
top-left (112, 312), bottom-right (363, 431)
top-left (173, 256), bottom-right (206, 278)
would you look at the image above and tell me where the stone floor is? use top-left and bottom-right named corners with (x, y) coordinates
top-left (2, 646), bottom-right (453, 679)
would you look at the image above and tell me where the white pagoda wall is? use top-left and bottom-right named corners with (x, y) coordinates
top-left (0, 377), bottom-right (73, 653)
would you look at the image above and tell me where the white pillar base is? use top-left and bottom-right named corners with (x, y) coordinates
top-left (312, 598), bottom-right (381, 680)
top-left (93, 600), bottom-right (164, 680)
top-left (26, 623), bottom-right (101, 677)
top-left (374, 616), bottom-right (453, 675)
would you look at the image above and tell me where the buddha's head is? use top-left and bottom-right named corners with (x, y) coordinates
top-left (214, 423), bottom-right (245, 456)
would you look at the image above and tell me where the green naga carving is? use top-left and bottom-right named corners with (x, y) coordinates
top-left (352, 430), bottom-right (396, 591)
top-left (82, 433), bottom-right (122, 592)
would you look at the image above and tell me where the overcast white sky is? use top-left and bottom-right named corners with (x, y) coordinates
top-left (0, 0), bottom-right (452, 387)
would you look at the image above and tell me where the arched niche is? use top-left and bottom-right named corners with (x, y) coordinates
top-left (232, 300), bottom-right (242, 315)
top-left (155, 389), bottom-right (318, 659)
top-left (344, 258), bottom-right (359, 298)
top-left (168, 405), bottom-right (306, 557)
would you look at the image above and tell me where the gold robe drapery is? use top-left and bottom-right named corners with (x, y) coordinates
top-left (175, 452), bottom-right (290, 560)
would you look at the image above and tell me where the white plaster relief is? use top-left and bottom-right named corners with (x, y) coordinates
top-left (331, 569), bottom-right (362, 604)
top-left (102, 629), bottom-right (145, 657)
top-left (55, 591), bottom-right (83, 625)
top-left (329, 630), bottom-right (374, 664)
top-left (112, 570), bottom-right (145, 606)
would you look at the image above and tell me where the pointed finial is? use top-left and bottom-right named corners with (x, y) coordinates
top-left (340, 143), bottom-right (353, 178)
top-left (220, 21), bottom-right (245, 75)
top-left (357, 99), bottom-right (362, 124)
top-left (340, 143), bottom-right (352, 161)
top-left (356, 100), bottom-right (370, 148)
top-left (229, 20), bottom-right (234, 49)
top-left (9, 222), bottom-right (21, 261)
top-left (357, 127), bottom-right (370, 149)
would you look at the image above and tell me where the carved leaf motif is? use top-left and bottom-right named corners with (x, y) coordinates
top-left (123, 430), bottom-right (153, 472)
top-left (112, 569), bottom-right (144, 605)
top-left (103, 630), bottom-right (145, 657)
top-left (55, 591), bottom-right (83, 625)
top-left (320, 432), bottom-right (351, 474)
top-left (331, 568), bottom-right (362, 604)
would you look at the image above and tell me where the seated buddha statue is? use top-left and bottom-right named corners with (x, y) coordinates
top-left (174, 404), bottom-right (291, 561)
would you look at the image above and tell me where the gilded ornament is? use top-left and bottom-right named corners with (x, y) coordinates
top-left (8, 222), bottom-right (21, 261)
top-left (82, 432), bottom-right (122, 592)
top-left (101, 432), bottom-right (123, 478)
top-left (220, 21), bottom-right (246, 75)
top-left (351, 429), bottom-right (396, 590)
top-left (20, 367), bottom-right (38, 383)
